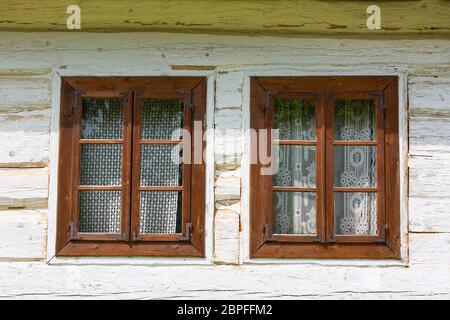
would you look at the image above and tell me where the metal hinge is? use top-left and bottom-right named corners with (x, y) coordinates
top-left (315, 232), bottom-right (322, 243)
top-left (327, 235), bottom-right (337, 243)
top-left (263, 223), bottom-right (275, 242)
top-left (373, 91), bottom-right (386, 118)
top-left (180, 222), bottom-right (192, 241)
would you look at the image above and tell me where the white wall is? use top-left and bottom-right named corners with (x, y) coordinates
top-left (0, 32), bottom-right (449, 299)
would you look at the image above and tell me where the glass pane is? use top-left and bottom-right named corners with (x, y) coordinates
top-left (141, 98), bottom-right (184, 140)
top-left (274, 145), bottom-right (316, 187)
top-left (334, 192), bottom-right (377, 235)
top-left (140, 145), bottom-right (182, 187)
top-left (82, 98), bottom-right (123, 139)
top-left (274, 99), bottom-right (315, 140)
top-left (333, 99), bottom-right (375, 141)
top-left (80, 144), bottom-right (122, 186)
top-left (78, 190), bottom-right (121, 233)
top-left (334, 146), bottom-right (376, 187)
top-left (139, 191), bottom-right (182, 234)
top-left (273, 192), bottom-right (316, 235)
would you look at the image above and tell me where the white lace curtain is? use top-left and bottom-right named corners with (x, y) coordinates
top-left (272, 98), bottom-right (378, 236)
top-left (273, 99), bottom-right (317, 235)
top-left (333, 100), bottom-right (377, 236)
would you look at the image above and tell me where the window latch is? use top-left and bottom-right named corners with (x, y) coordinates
top-left (180, 222), bottom-right (192, 242)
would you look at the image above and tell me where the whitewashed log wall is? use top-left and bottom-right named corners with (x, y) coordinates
top-left (0, 32), bottom-right (449, 299)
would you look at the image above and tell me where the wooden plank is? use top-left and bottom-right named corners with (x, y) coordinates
top-left (0, 109), bottom-right (50, 167)
top-left (1, 1), bottom-right (450, 37)
top-left (0, 74), bottom-right (51, 113)
top-left (0, 209), bottom-right (46, 259)
top-left (409, 157), bottom-right (450, 197)
top-left (409, 233), bottom-right (450, 265)
top-left (0, 262), bottom-right (450, 299)
top-left (409, 77), bottom-right (450, 117)
top-left (409, 117), bottom-right (450, 157)
top-left (409, 197), bottom-right (450, 233)
top-left (1, 34), bottom-right (450, 78)
top-left (0, 168), bottom-right (48, 209)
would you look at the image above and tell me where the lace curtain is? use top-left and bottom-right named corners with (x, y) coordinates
top-left (273, 99), bottom-right (317, 235)
top-left (139, 98), bottom-right (183, 234)
top-left (333, 100), bottom-right (377, 236)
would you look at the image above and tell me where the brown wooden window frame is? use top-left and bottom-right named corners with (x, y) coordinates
top-left (250, 76), bottom-right (400, 259)
top-left (56, 77), bottom-right (206, 257)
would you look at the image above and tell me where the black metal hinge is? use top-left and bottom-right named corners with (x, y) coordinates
top-left (373, 91), bottom-right (386, 118)
top-left (180, 222), bottom-right (193, 242)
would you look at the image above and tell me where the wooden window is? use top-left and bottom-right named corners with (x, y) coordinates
top-left (56, 77), bottom-right (206, 257)
top-left (250, 76), bottom-right (400, 259)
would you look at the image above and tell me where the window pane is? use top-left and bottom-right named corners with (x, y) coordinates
top-left (274, 145), bottom-right (316, 187)
top-left (82, 98), bottom-right (123, 139)
top-left (140, 145), bottom-right (182, 187)
top-left (141, 98), bottom-right (184, 140)
top-left (333, 99), bottom-right (375, 141)
top-left (80, 144), bottom-right (122, 186)
top-left (334, 192), bottom-right (377, 235)
top-left (274, 99), bottom-right (315, 140)
top-left (139, 191), bottom-right (182, 234)
top-left (78, 190), bottom-right (121, 233)
top-left (273, 192), bottom-right (316, 235)
top-left (334, 146), bottom-right (376, 187)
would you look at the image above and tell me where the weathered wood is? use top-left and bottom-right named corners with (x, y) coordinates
top-left (0, 168), bottom-right (48, 209)
top-left (409, 157), bottom-right (450, 197)
top-left (0, 262), bottom-right (449, 299)
top-left (0, 73), bottom-right (51, 113)
top-left (409, 197), bottom-right (450, 233)
top-left (0, 109), bottom-right (50, 167)
top-left (409, 77), bottom-right (450, 117)
top-left (410, 117), bottom-right (450, 158)
top-left (2, 33), bottom-right (450, 77)
top-left (0, 209), bottom-right (46, 259)
top-left (409, 233), bottom-right (450, 265)
top-left (1, 0), bottom-right (450, 37)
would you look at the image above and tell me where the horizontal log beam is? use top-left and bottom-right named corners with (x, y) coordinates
top-left (0, 0), bottom-right (450, 37)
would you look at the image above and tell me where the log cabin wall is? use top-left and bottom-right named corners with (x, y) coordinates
top-left (0, 29), bottom-right (449, 298)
